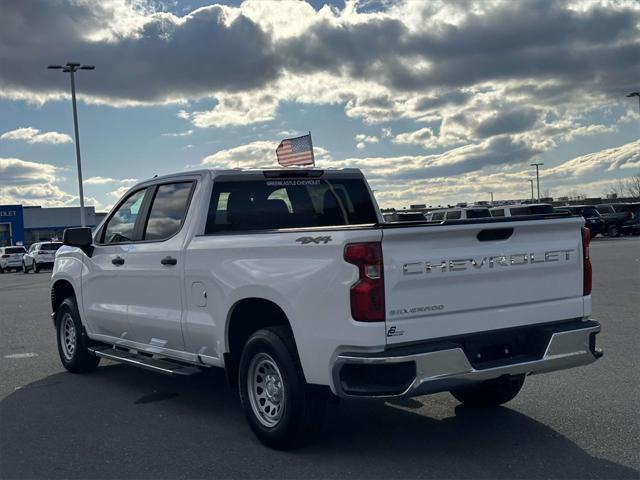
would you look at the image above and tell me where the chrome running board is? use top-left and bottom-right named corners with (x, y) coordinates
top-left (89, 346), bottom-right (202, 376)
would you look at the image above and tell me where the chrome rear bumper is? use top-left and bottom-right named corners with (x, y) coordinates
top-left (332, 320), bottom-right (601, 399)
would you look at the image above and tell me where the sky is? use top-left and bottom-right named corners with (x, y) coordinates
top-left (0, 0), bottom-right (639, 212)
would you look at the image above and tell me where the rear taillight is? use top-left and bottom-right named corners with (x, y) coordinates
top-left (1, 254), bottom-right (9, 258)
top-left (37, 251), bottom-right (46, 255)
top-left (582, 227), bottom-right (592, 296)
top-left (344, 242), bottom-right (385, 322)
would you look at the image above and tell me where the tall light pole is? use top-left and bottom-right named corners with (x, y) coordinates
top-left (48, 62), bottom-right (95, 227)
top-left (489, 191), bottom-right (494, 205)
top-left (530, 162), bottom-right (544, 203)
top-left (627, 92), bottom-right (640, 113)
top-left (528, 179), bottom-right (534, 201)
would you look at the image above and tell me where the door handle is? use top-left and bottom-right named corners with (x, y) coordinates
top-left (111, 256), bottom-right (125, 266)
top-left (161, 256), bottom-right (177, 266)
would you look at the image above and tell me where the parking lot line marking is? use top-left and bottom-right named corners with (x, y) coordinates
top-left (4, 353), bottom-right (38, 359)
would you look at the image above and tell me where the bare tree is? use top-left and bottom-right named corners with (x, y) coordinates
top-left (626, 173), bottom-right (640, 198)
top-left (566, 189), bottom-right (587, 200)
top-left (605, 178), bottom-right (627, 198)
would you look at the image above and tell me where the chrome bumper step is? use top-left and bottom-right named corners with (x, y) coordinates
top-left (333, 319), bottom-right (602, 399)
top-left (88, 346), bottom-right (202, 376)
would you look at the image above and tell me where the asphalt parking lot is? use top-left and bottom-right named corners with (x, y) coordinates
top-left (1, 236), bottom-right (639, 479)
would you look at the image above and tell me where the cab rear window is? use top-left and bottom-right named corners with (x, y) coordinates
top-left (205, 178), bottom-right (377, 233)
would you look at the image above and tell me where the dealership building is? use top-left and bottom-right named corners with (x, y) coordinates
top-left (0, 204), bottom-right (106, 247)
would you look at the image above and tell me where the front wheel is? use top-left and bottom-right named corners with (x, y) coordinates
top-left (56, 297), bottom-right (100, 373)
top-left (22, 262), bottom-right (29, 274)
top-left (238, 326), bottom-right (325, 449)
top-left (450, 374), bottom-right (525, 407)
top-left (34, 262), bottom-right (40, 273)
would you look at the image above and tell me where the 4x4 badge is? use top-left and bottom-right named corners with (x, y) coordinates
top-left (296, 236), bottom-right (332, 245)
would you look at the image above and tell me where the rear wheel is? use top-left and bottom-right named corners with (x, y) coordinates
top-left (56, 297), bottom-right (100, 373)
top-left (606, 224), bottom-right (620, 237)
top-left (450, 374), bottom-right (525, 407)
top-left (238, 326), bottom-right (325, 449)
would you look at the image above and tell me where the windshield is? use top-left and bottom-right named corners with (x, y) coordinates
top-left (5, 247), bottom-right (26, 254)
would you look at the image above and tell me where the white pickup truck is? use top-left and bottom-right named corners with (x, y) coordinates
top-left (51, 168), bottom-right (601, 448)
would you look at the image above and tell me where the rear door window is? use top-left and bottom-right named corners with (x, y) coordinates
top-left (466, 209), bottom-right (491, 218)
top-left (491, 209), bottom-right (505, 217)
top-left (613, 205), bottom-right (630, 213)
top-left (205, 178), bottom-right (377, 233)
top-left (143, 182), bottom-right (194, 241)
top-left (445, 210), bottom-right (461, 220)
top-left (509, 207), bottom-right (531, 216)
top-left (431, 212), bottom-right (445, 221)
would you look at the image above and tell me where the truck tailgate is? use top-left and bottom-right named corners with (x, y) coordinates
top-left (381, 217), bottom-right (586, 345)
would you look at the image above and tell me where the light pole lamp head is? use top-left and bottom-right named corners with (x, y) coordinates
top-left (626, 92), bottom-right (640, 98)
top-left (47, 65), bottom-right (63, 69)
top-left (80, 65), bottom-right (95, 70)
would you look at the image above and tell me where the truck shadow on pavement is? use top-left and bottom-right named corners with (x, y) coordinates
top-left (1, 364), bottom-right (637, 480)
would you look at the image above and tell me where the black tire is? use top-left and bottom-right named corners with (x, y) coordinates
top-left (22, 262), bottom-right (28, 274)
top-left (450, 374), bottom-right (525, 407)
top-left (55, 297), bottom-right (100, 373)
top-left (0, 266), bottom-right (4, 274)
top-left (34, 262), bottom-right (40, 273)
top-left (238, 326), bottom-right (325, 449)
top-left (606, 224), bottom-right (620, 237)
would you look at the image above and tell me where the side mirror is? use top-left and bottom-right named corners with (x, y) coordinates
top-left (63, 227), bottom-right (93, 248)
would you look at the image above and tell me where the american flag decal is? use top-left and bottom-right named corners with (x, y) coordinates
top-left (276, 133), bottom-right (315, 167)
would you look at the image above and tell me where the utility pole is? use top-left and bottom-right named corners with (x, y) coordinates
top-left (48, 62), bottom-right (95, 227)
top-left (530, 162), bottom-right (544, 203)
top-left (489, 191), bottom-right (494, 205)
top-left (528, 179), bottom-right (534, 201)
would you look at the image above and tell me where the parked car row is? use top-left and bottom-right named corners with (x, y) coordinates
top-left (0, 241), bottom-right (62, 273)
top-left (388, 202), bottom-right (639, 239)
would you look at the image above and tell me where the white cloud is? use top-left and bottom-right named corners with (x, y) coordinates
top-left (201, 140), bottom-right (330, 169)
top-left (0, 157), bottom-right (77, 207)
top-left (162, 130), bottom-right (194, 137)
top-left (355, 134), bottom-right (379, 149)
top-left (108, 186), bottom-right (132, 199)
top-left (393, 127), bottom-right (438, 149)
top-left (0, 127), bottom-right (72, 144)
top-left (84, 176), bottom-right (139, 185)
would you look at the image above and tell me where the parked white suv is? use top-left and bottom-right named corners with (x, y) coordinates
top-left (23, 242), bottom-right (63, 273)
top-left (425, 207), bottom-right (491, 221)
top-left (50, 168), bottom-right (601, 448)
top-left (490, 204), bottom-right (555, 217)
top-left (0, 246), bottom-right (27, 273)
